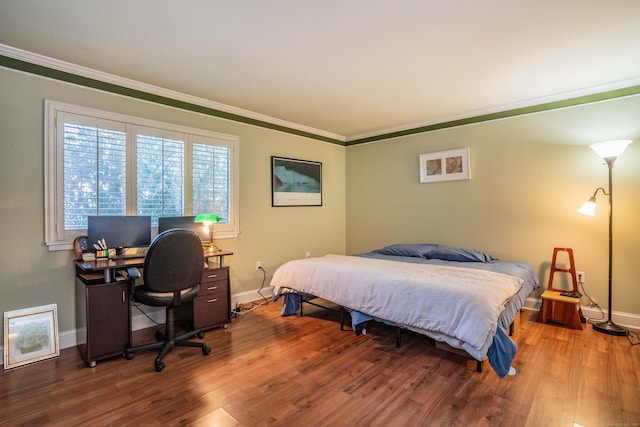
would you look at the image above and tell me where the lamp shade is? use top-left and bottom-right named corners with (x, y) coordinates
top-left (589, 140), bottom-right (632, 159)
top-left (577, 197), bottom-right (597, 216)
top-left (194, 214), bottom-right (220, 224)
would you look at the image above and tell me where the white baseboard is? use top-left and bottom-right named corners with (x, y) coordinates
top-left (1, 287), bottom-right (274, 366)
top-left (523, 297), bottom-right (640, 330)
top-left (2, 292), bottom-right (635, 367)
top-left (105, 288), bottom-right (273, 336)
top-left (231, 286), bottom-right (273, 308)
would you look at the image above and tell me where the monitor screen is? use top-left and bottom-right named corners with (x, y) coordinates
top-left (87, 215), bottom-right (152, 251)
top-left (158, 216), bottom-right (210, 241)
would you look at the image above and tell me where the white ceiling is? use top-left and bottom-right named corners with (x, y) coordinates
top-left (1, 0), bottom-right (640, 141)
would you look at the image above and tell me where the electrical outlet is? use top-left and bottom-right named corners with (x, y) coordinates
top-left (576, 271), bottom-right (585, 283)
top-left (305, 251), bottom-right (311, 259)
top-left (256, 261), bottom-right (262, 271)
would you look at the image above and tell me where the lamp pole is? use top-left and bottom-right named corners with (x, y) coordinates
top-left (592, 157), bottom-right (627, 336)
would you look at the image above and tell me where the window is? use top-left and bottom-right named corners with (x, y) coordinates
top-left (45, 101), bottom-right (239, 250)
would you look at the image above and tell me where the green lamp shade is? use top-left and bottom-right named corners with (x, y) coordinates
top-left (194, 214), bottom-right (220, 224)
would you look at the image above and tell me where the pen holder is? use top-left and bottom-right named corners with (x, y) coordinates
top-left (96, 249), bottom-right (109, 259)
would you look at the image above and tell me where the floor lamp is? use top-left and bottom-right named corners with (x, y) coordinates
top-left (577, 139), bottom-right (632, 336)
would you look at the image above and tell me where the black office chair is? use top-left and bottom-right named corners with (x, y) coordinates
top-left (125, 229), bottom-right (211, 372)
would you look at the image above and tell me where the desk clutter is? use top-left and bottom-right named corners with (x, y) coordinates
top-left (81, 252), bottom-right (96, 261)
top-left (76, 214), bottom-right (222, 261)
top-left (74, 214), bottom-right (233, 369)
top-left (75, 249), bottom-right (232, 369)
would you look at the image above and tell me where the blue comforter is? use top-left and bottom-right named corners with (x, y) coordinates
top-left (273, 252), bottom-right (539, 378)
top-left (358, 252), bottom-right (539, 332)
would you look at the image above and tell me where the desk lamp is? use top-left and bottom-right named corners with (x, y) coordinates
top-left (194, 214), bottom-right (220, 253)
top-left (577, 139), bottom-right (632, 336)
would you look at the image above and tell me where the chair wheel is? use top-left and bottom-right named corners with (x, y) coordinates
top-left (196, 331), bottom-right (205, 339)
top-left (202, 345), bottom-right (211, 356)
top-left (125, 351), bottom-right (135, 360)
top-left (155, 361), bottom-right (165, 372)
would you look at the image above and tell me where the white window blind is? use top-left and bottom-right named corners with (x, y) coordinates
top-left (62, 118), bottom-right (127, 230)
top-left (45, 101), bottom-right (239, 250)
top-left (136, 129), bottom-right (186, 224)
top-left (192, 141), bottom-right (231, 223)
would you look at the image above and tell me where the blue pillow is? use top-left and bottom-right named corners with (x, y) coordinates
top-left (426, 246), bottom-right (495, 262)
top-left (377, 243), bottom-right (438, 258)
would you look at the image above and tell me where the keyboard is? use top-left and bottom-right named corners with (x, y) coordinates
top-left (111, 248), bottom-right (147, 260)
top-left (111, 253), bottom-right (144, 260)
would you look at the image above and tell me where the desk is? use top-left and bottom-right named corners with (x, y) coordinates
top-left (76, 251), bottom-right (232, 283)
top-left (75, 251), bottom-right (233, 367)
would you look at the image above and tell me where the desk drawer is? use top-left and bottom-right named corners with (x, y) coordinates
top-left (194, 292), bottom-right (229, 328)
top-left (175, 266), bottom-right (230, 330)
top-left (199, 280), bottom-right (227, 297)
top-left (202, 267), bottom-right (228, 283)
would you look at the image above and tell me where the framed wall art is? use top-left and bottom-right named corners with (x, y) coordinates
top-left (271, 156), bottom-right (322, 206)
top-left (419, 147), bottom-right (471, 183)
top-left (4, 304), bottom-right (59, 369)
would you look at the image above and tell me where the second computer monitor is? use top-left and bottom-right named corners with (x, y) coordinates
top-left (158, 216), bottom-right (210, 242)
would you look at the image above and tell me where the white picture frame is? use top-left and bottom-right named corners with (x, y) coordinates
top-left (4, 304), bottom-right (59, 369)
top-left (419, 147), bottom-right (471, 183)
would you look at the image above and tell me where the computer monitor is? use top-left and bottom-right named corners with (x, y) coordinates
top-left (158, 216), bottom-right (209, 242)
top-left (87, 215), bottom-right (152, 255)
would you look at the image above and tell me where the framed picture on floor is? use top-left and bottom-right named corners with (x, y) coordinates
top-left (4, 304), bottom-right (59, 369)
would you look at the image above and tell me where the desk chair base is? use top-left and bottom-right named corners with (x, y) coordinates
top-left (125, 307), bottom-right (211, 372)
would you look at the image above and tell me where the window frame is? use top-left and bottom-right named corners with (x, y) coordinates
top-left (44, 100), bottom-right (239, 251)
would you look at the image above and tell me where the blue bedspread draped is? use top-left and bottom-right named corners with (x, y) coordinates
top-left (273, 252), bottom-right (538, 378)
top-left (276, 292), bottom-right (518, 378)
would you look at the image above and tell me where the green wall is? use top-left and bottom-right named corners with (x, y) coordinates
top-left (0, 67), bottom-right (346, 342)
top-left (346, 95), bottom-right (640, 316)
top-left (2, 62), bottom-right (640, 348)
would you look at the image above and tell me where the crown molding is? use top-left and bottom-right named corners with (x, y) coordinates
top-left (0, 44), bottom-right (346, 144)
top-left (347, 78), bottom-right (640, 145)
top-left (3, 44), bottom-right (640, 147)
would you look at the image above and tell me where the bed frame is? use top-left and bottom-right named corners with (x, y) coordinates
top-left (273, 251), bottom-right (538, 377)
top-left (299, 297), bottom-right (520, 373)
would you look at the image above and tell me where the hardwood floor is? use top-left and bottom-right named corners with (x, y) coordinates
top-left (1, 301), bottom-right (639, 427)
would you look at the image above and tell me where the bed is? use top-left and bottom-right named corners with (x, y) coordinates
top-left (270, 244), bottom-right (539, 378)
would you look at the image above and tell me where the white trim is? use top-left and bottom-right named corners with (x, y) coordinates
top-left (231, 287), bottom-right (273, 308)
top-left (523, 297), bottom-right (640, 330)
top-left (44, 100), bottom-right (241, 250)
top-left (0, 44), bottom-right (345, 143)
top-left (1, 294), bottom-right (637, 367)
top-left (346, 77), bottom-right (640, 142)
top-left (130, 308), bottom-right (165, 332)
top-left (0, 288), bottom-right (273, 366)
top-left (46, 100), bottom-right (242, 142)
top-left (8, 43), bottom-right (640, 145)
